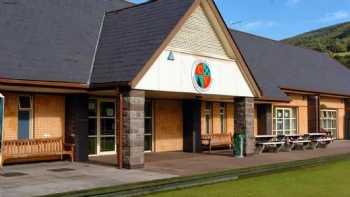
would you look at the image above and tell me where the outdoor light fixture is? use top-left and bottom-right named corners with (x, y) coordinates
top-left (167, 51), bottom-right (175, 61)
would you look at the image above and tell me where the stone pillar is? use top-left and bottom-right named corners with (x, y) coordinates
top-left (256, 104), bottom-right (272, 135)
top-left (307, 95), bottom-right (320, 133)
top-left (182, 99), bottom-right (201, 153)
top-left (121, 90), bottom-right (145, 169)
top-left (345, 99), bottom-right (350, 139)
top-left (65, 94), bottom-right (88, 162)
top-left (234, 97), bottom-right (255, 155)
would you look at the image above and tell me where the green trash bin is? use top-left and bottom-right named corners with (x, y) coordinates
top-left (233, 133), bottom-right (246, 158)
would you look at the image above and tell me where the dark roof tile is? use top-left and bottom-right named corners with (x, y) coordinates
top-left (231, 29), bottom-right (350, 100)
top-left (91, 0), bottom-right (195, 84)
top-left (0, 0), bottom-right (132, 83)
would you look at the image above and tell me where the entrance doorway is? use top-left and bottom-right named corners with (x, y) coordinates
top-left (88, 99), bottom-right (116, 156)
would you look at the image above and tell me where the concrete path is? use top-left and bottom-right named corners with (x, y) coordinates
top-left (0, 162), bottom-right (175, 197)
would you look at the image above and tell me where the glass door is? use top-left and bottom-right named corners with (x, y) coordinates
top-left (144, 100), bottom-right (153, 152)
top-left (99, 101), bottom-right (116, 154)
top-left (88, 99), bottom-right (116, 156)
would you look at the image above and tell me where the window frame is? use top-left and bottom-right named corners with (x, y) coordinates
top-left (144, 99), bottom-right (154, 152)
top-left (88, 98), bottom-right (117, 156)
top-left (320, 109), bottom-right (338, 138)
top-left (272, 107), bottom-right (298, 135)
top-left (219, 103), bottom-right (227, 134)
top-left (17, 95), bottom-right (34, 139)
top-left (204, 102), bottom-right (213, 134)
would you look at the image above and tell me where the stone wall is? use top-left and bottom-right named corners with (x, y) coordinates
top-left (234, 97), bottom-right (254, 155)
top-left (122, 90), bottom-right (145, 169)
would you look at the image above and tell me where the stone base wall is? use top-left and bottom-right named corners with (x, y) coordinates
top-left (234, 97), bottom-right (255, 155)
top-left (122, 90), bottom-right (145, 169)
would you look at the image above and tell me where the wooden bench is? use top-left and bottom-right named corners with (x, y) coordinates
top-left (0, 137), bottom-right (74, 167)
top-left (201, 133), bottom-right (232, 152)
top-left (255, 141), bottom-right (285, 154)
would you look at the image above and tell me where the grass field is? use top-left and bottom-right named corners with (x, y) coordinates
top-left (145, 159), bottom-right (350, 197)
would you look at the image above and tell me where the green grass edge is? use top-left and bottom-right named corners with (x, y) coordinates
top-left (41, 153), bottom-right (350, 197)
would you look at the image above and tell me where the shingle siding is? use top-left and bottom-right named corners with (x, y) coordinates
top-left (168, 6), bottom-right (228, 59)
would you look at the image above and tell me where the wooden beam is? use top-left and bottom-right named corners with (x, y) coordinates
top-left (0, 78), bottom-right (88, 89)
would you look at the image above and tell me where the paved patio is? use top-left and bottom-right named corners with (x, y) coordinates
top-left (2, 141), bottom-right (350, 197)
top-left (91, 140), bottom-right (350, 176)
top-left (0, 161), bottom-right (174, 197)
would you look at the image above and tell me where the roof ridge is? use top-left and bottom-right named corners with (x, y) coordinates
top-left (106, 0), bottom-right (158, 16)
top-left (230, 28), bottom-right (278, 42)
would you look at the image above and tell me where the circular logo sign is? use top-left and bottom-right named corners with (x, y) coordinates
top-left (192, 62), bottom-right (212, 92)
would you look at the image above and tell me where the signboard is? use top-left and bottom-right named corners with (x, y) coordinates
top-left (192, 61), bottom-right (212, 93)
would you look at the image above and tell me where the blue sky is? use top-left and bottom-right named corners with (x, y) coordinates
top-left (128, 0), bottom-right (350, 40)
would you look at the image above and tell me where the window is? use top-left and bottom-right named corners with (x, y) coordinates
top-left (321, 110), bottom-right (337, 138)
top-left (144, 100), bottom-right (153, 152)
top-left (219, 103), bottom-right (226, 134)
top-left (273, 107), bottom-right (297, 135)
top-left (18, 95), bottom-right (33, 139)
top-left (204, 102), bottom-right (212, 134)
top-left (88, 99), bottom-right (116, 156)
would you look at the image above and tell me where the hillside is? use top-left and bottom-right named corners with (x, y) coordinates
top-left (283, 22), bottom-right (350, 68)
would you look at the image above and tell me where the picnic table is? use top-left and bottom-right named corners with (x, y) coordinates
top-left (255, 135), bottom-right (285, 154)
top-left (306, 132), bottom-right (334, 149)
top-left (284, 134), bottom-right (311, 151)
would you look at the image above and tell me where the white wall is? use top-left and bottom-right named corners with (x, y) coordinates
top-left (134, 50), bottom-right (254, 97)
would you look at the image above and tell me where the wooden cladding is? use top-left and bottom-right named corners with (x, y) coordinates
top-left (201, 102), bottom-right (234, 135)
top-left (154, 100), bottom-right (183, 152)
top-left (3, 92), bottom-right (65, 141)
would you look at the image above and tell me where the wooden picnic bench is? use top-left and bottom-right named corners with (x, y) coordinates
top-left (284, 134), bottom-right (311, 151)
top-left (255, 135), bottom-right (285, 154)
top-left (0, 137), bottom-right (74, 167)
top-left (310, 137), bottom-right (334, 149)
top-left (201, 133), bottom-right (232, 152)
top-left (306, 132), bottom-right (334, 149)
top-left (255, 141), bottom-right (285, 154)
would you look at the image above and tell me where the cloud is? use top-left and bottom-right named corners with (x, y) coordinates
top-left (236, 21), bottom-right (277, 31)
top-left (319, 10), bottom-right (350, 23)
top-left (286, 0), bottom-right (302, 6)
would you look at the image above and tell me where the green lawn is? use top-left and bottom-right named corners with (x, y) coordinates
top-left (145, 160), bottom-right (350, 197)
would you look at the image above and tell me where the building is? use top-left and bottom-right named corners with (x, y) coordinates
top-left (0, 0), bottom-right (350, 169)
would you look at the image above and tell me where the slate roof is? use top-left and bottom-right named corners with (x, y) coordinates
top-left (2, 0), bottom-right (350, 101)
top-left (0, 0), bottom-right (132, 84)
top-left (230, 29), bottom-right (350, 100)
top-left (91, 0), bottom-right (195, 84)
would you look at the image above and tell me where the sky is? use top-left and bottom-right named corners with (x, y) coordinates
top-left (127, 0), bottom-right (350, 40)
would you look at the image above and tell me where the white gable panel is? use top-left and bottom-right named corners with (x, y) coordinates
top-left (168, 6), bottom-right (229, 59)
top-left (134, 50), bottom-right (254, 97)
